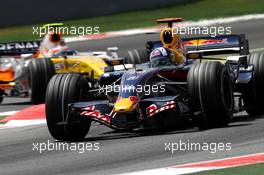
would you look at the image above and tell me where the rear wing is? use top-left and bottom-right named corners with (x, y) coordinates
top-left (147, 34), bottom-right (249, 56)
top-left (183, 34), bottom-right (249, 55)
top-left (0, 40), bottom-right (41, 56)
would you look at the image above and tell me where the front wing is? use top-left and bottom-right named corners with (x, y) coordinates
top-left (69, 96), bottom-right (189, 129)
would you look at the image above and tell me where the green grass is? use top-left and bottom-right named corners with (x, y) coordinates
top-left (0, 116), bottom-right (6, 120)
top-left (0, 116), bottom-right (7, 124)
top-left (0, 0), bottom-right (264, 42)
top-left (189, 163), bottom-right (264, 175)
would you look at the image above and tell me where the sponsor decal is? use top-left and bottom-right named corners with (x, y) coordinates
top-left (80, 110), bottom-right (111, 124)
top-left (184, 38), bottom-right (228, 46)
top-left (127, 76), bottom-right (139, 80)
top-left (146, 101), bottom-right (176, 117)
top-left (0, 41), bottom-right (40, 51)
top-left (81, 105), bottom-right (95, 111)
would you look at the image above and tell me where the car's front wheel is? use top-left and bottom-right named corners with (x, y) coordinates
top-left (46, 73), bottom-right (91, 141)
top-left (242, 52), bottom-right (264, 116)
top-left (188, 61), bottom-right (234, 129)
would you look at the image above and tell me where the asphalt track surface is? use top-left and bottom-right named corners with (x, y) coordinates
top-left (1, 19), bottom-right (264, 175)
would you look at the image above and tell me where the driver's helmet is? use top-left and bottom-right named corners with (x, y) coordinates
top-left (149, 47), bottom-right (173, 67)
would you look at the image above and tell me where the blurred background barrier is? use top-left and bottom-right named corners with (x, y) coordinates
top-left (0, 0), bottom-right (196, 27)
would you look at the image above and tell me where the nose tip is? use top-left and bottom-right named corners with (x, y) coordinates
top-left (113, 96), bottom-right (138, 113)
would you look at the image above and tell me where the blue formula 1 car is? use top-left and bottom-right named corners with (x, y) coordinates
top-left (45, 18), bottom-right (264, 141)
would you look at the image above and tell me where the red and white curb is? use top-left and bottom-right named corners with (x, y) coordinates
top-left (120, 153), bottom-right (264, 175)
top-left (65, 13), bottom-right (264, 43)
top-left (0, 104), bottom-right (46, 129)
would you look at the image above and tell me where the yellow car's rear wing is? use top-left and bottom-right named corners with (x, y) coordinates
top-left (0, 40), bottom-right (41, 56)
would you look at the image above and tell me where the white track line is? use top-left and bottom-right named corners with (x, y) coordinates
top-left (179, 13), bottom-right (264, 27)
top-left (119, 167), bottom-right (214, 175)
top-left (65, 13), bottom-right (264, 43)
top-left (0, 111), bottom-right (18, 116)
top-left (4, 119), bottom-right (46, 127)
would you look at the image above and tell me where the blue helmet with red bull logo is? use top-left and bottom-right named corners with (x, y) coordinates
top-left (149, 47), bottom-right (173, 67)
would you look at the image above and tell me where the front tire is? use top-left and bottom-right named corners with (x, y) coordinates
top-left (188, 61), bottom-right (234, 129)
top-left (29, 58), bottom-right (55, 104)
top-left (46, 73), bottom-right (91, 141)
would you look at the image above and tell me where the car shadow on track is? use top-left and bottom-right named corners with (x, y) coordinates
top-left (83, 128), bottom-right (198, 142)
top-left (56, 113), bottom-right (263, 143)
top-left (83, 124), bottom-right (251, 142)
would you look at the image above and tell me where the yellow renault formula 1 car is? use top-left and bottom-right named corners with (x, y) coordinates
top-left (0, 24), bottom-right (148, 104)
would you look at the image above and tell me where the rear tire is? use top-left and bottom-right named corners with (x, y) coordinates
top-left (123, 49), bottom-right (149, 64)
top-left (0, 89), bottom-right (4, 104)
top-left (29, 58), bottom-right (55, 104)
top-left (46, 73), bottom-right (91, 141)
top-left (188, 61), bottom-right (234, 129)
top-left (243, 52), bottom-right (264, 116)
